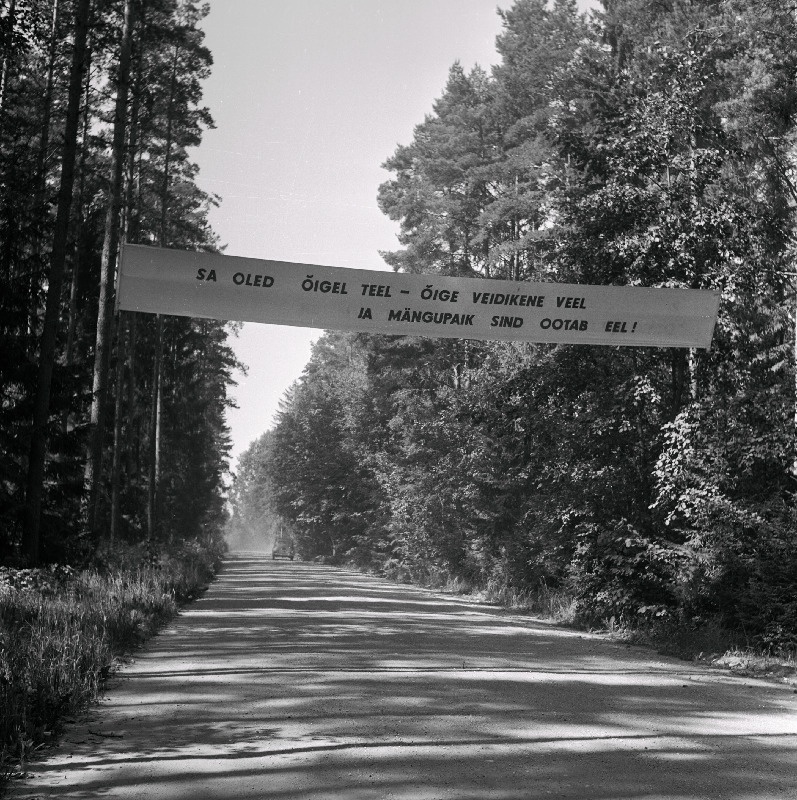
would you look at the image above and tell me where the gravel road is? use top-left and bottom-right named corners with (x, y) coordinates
top-left (11, 552), bottom-right (797, 799)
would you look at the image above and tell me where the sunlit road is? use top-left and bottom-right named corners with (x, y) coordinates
top-left (12, 553), bottom-right (797, 799)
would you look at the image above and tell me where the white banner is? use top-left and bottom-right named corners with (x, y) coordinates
top-left (117, 245), bottom-right (720, 349)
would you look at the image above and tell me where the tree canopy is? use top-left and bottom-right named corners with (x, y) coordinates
top-left (239, 0), bottom-right (797, 650)
top-left (1, 0), bottom-right (238, 564)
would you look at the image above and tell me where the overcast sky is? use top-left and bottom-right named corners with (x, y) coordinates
top-left (194, 0), bottom-right (597, 468)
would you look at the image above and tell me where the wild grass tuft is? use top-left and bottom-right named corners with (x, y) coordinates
top-left (0, 539), bottom-right (223, 787)
top-left (483, 581), bottom-right (577, 624)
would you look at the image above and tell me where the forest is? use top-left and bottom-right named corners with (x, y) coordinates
top-left (229, 0), bottom-right (797, 653)
top-left (1, 0), bottom-right (231, 771)
top-left (1, 0), bottom-right (236, 565)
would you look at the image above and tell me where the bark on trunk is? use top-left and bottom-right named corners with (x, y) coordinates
top-left (110, 45), bottom-right (143, 539)
top-left (22, 0), bottom-right (92, 565)
top-left (147, 43), bottom-right (179, 542)
top-left (65, 51), bottom-right (94, 365)
top-left (147, 314), bottom-right (164, 540)
top-left (110, 313), bottom-right (127, 541)
top-left (0, 0), bottom-right (17, 132)
top-left (793, 293), bottom-right (797, 478)
top-left (35, 0), bottom-right (61, 194)
top-left (85, 0), bottom-right (135, 538)
top-left (29, 0), bottom-right (62, 342)
top-left (127, 312), bottom-right (138, 481)
top-left (670, 348), bottom-right (692, 419)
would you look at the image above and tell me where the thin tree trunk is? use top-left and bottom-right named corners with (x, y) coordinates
top-left (35, 0), bottom-right (61, 193)
top-left (159, 44), bottom-right (179, 246)
top-left (670, 348), bottom-right (691, 419)
top-left (0, 0), bottom-right (16, 133)
top-left (110, 43), bottom-right (142, 539)
top-left (65, 51), bottom-right (93, 365)
top-left (29, 0), bottom-right (61, 341)
top-left (110, 312), bottom-right (127, 541)
top-left (22, 0), bottom-right (92, 566)
top-left (127, 312), bottom-right (138, 482)
top-left (121, 43), bottom-right (142, 245)
top-left (793, 291), bottom-right (797, 478)
top-left (124, 115), bottom-right (142, 500)
top-left (147, 314), bottom-right (164, 539)
top-left (147, 43), bottom-right (179, 542)
top-left (155, 334), bottom-right (164, 529)
top-left (85, 0), bottom-right (135, 538)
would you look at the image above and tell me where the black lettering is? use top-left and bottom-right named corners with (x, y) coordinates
top-left (558, 296), bottom-right (585, 309)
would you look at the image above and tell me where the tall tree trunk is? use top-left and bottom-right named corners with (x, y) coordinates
top-left (147, 43), bottom-right (179, 542)
top-left (64, 51), bottom-right (93, 365)
top-left (85, 0), bottom-right (135, 538)
top-left (147, 314), bottom-right (164, 539)
top-left (0, 0), bottom-right (16, 133)
top-left (793, 291), bottom-right (797, 478)
top-left (126, 312), bottom-right (138, 483)
top-left (670, 348), bottom-right (692, 419)
top-left (35, 0), bottom-right (61, 195)
top-left (110, 313), bottom-right (127, 541)
top-left (22, 0), bottom-right (92, 566)
top-left (110, 44), bottom-right (142, 539)
top-left (29, 0), bottom-right (61, 342)
top-left (121, 43), bottom-right (142, 246)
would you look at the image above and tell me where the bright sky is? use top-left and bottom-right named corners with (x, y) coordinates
top-left (194, 0), bottom-right (598, 469)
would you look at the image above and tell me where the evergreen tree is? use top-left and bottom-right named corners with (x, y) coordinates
top-left (1, 0), bottom-right (235, 565)
top-left (256, 0), bottom-right (797, 647)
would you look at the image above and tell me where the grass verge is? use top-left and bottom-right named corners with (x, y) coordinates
top-left (618, 618), bottom-right (797, 685)
top-left (0, 539), bottom-right (224, 792)
top-left (375, 562), bottom-right (797, 685)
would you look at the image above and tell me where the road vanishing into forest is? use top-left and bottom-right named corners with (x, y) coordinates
top-left (11, 553), bottom-right (797, 800)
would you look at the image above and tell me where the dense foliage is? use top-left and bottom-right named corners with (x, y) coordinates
top-left (238, 0), bottom-right (797, 650)
top-left (1, 0), bottom-right (237, 564)
top-left (224, 430), bottom-right (284, 551)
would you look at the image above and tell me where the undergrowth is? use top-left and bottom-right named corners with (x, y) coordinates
top-left (482, 581), bottom-right (578, 625)
top-left (0, 538), bottom-right (224, 790)
top-left (377, 560), bottom-right (796, 680)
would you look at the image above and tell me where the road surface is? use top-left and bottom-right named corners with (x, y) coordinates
top-left (11, 553), bottom-right (797, 799)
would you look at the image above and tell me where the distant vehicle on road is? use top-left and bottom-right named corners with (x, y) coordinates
top-left (272, 538), bottom-right (295, 560)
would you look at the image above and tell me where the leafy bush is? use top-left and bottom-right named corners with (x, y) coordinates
top-left (569, 519), bottom-right (684, 628)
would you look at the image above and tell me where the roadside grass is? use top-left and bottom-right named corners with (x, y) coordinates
top-left (482, 581), bottom-right (578, 625)
top-left (0, 539), bottom-right (224, 792)
top-left (617, 618), bottom-right (797, 683)
top-left (374, 562), bottom-right (797, 684)
top-left (617, 616), bottom-right (741, 660)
